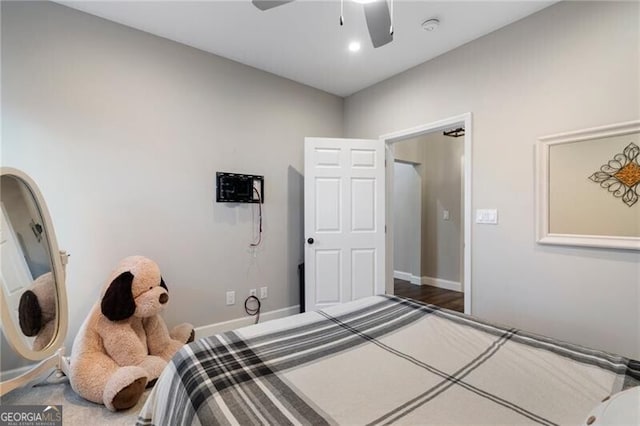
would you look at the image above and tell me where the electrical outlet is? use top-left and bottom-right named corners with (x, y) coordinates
top-left (260, 286), bottom-right (268, 299)
top-left (226, 291), bottom-right (235, 305)
top-left (443, 209), bottom-right (450, 221)
top-left (249, 288), bottom-right (257, 297)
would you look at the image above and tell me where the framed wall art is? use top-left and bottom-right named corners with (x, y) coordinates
top-left (536, 120), bottom-right (640, 250)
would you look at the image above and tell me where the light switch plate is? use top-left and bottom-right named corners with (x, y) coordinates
top-left (443, 210), bottom-right (450, 221)
top-left (475, 209), bottom-right (498, 224)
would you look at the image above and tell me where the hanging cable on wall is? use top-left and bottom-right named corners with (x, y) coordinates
top-left (250, 187), bottom-right (263, 247)
top-left (246, 186), bottom-right (263, 322)
top-left (244, 295), bottom-right (261, 324)
top-left (339, 0), bottom-right (344, 26)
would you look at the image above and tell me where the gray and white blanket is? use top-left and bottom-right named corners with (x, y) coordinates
top-left (136, 296), bottom-right (639, 425)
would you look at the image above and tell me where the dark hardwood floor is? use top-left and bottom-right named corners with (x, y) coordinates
top-left (394, 278), bottom-right (464, 312)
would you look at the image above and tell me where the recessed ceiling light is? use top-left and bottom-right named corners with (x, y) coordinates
top-left (422, 18), bottom-right (440, 32)
top-left (348, 41), bottom-right (361, 52)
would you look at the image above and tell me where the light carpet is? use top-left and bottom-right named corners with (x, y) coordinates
top-left (0, 374), bottom-right (149, 425)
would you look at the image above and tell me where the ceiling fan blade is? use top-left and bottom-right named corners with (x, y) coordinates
top-left (252, 0), bottom-right (294, 11)
top-left (363, 0), bottom-right (393, 48)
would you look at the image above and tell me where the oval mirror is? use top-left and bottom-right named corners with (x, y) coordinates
top-left (0, 167), bottom-right (68, 394)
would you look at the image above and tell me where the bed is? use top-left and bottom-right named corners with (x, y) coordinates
top-left (136, 295), bottom-right (639, 425)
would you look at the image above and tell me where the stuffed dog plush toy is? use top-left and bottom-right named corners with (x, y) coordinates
top-left (18, 272), bottom-right (56, 351)
top-left (69, 256), bottom-right (194, 411)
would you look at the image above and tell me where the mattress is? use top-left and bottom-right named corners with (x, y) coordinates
top-left (136, 295), bottom-right (639, 425)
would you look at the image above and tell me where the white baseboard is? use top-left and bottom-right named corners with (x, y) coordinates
top-left (394, 270), bottom-right (462, 292)
top-left (194, 305), bottom-right (300, 339)
top-left (421, 276), bottom-right (462, 292)
top-left (393, 270), bottom-right (412, 282)
top-left (393, 270), bottom-right (422, 285)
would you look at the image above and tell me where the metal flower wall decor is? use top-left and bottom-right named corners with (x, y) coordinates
top-left (588, 142), bottom-right (640, 207)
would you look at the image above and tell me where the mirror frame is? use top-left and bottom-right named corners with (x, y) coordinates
top-left (535, 120), bottom-right (640, 251)
top-left (0, 167), bottom-right (68, 360)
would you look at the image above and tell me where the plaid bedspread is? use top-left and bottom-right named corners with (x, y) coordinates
top-left (136, 296), bottom-right (639, 425)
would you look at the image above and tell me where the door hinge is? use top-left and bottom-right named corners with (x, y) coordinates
top-left (385, 225), bottom-right (387, 234)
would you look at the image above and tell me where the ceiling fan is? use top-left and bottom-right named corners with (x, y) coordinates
top-left (251, 0), bottom-right (394, 48)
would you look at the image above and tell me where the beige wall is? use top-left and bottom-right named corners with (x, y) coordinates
top-left (2, 0), bottom-right (638, 374)
top-left (418, 132), bottom-right (464, 283)
top-left (1, 0), bottom-right (343, 368)
top-left (393, 132), bottom-right (464, 284)
top-left (345, 1), bottom-right (640, 358)
top-left (549, 132), bottom-right (640, 237)
top-left (393, 139), bottom-right (421, 164)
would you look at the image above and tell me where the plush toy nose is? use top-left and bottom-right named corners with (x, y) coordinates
top-left (159, 293), bottom-right (168, 304)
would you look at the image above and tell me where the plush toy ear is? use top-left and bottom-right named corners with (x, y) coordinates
top-left (18, 290), bottom-right (42, 336)
top-left (160, 277), bottom-right (168, 292)
top-left (101, 271), bottom-right (136, 321)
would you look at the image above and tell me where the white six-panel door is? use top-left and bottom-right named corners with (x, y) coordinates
top-left (304, 138), bottom-right (385, 312)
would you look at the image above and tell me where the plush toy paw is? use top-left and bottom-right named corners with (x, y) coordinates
top-left (103, 366), bottom-right (148, 411)
top-left (170, 323), bottom-right (195, 344)
top-left (112, 377), bottom-right (146, 411)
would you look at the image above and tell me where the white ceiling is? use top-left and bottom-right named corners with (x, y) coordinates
top-left (57, 1), bottom-right (554, 97)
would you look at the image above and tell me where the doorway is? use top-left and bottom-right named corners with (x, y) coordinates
top-left (383, 113), bottom-right (472, 314)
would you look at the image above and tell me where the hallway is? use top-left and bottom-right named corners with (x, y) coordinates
top-left (394, 278), bottom-right (464, 312)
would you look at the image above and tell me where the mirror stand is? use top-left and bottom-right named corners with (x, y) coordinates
top-left (0, 348), bottom-right (70, 396)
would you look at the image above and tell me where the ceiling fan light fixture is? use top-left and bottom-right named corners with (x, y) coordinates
top-left (253, 0), bottom-right (394, 49)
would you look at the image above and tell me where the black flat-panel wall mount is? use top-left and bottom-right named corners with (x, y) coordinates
top-left (216, 172), bottom-right (264, 203)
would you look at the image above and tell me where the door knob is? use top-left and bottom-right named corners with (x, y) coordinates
top-left (307, 238), bottom-right (314, 244)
